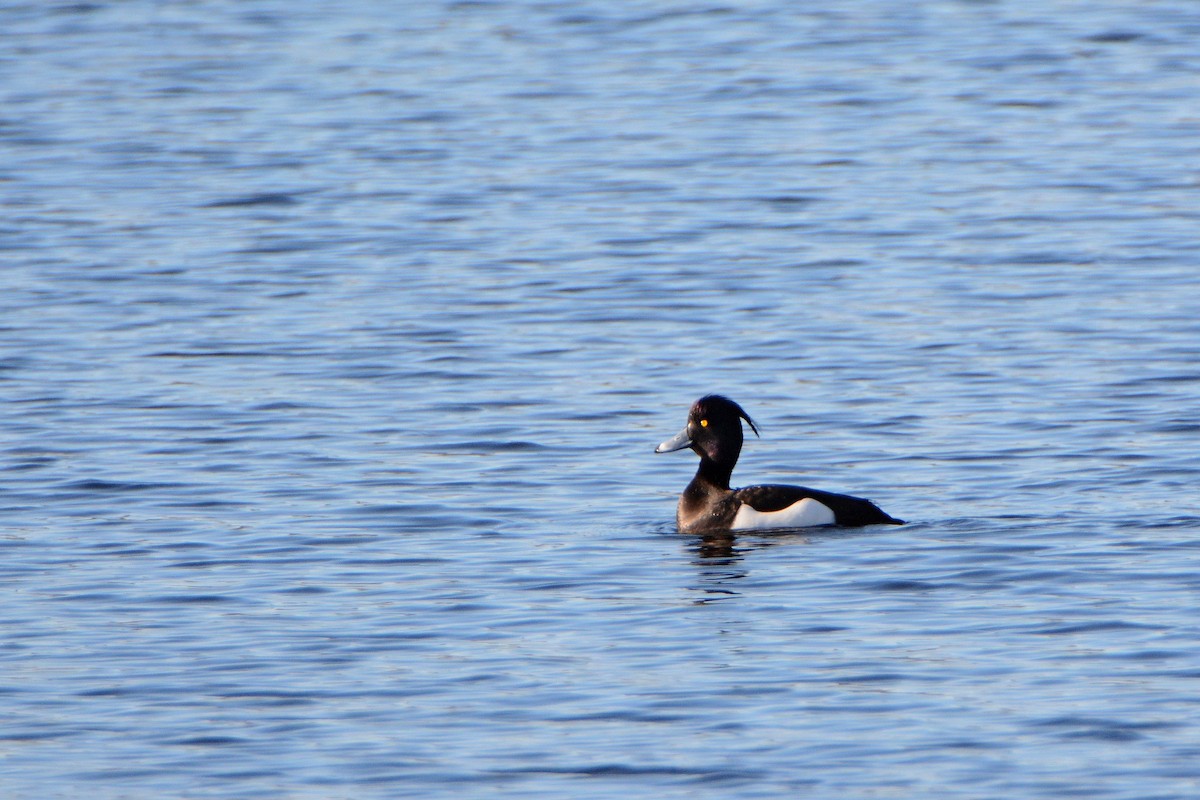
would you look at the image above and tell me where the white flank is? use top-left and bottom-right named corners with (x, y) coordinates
top-left (731, 498), bottom-right (836, 530)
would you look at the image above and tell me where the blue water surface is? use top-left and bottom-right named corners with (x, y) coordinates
top-left (3, 1), bottom-right (1200, 798)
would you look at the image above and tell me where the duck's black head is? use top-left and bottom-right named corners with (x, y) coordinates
top-left (655, 394), bottom-right (759, 467)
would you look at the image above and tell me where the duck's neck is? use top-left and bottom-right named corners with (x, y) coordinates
top-left (692, 455), bottom-right (734, 492)
top-left (678, 457), bottom-right (736, 532)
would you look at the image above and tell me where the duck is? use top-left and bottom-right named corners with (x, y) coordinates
top-left (656, 394), bottom-right (903, 533)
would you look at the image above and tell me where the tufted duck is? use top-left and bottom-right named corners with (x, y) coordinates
top-left (656, 394), bottom-right (903, 533)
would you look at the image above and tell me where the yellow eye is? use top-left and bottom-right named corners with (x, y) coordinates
top-left (700, 419), bottom-right (708, 427)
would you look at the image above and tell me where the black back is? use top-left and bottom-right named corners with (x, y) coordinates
top-left (734, 484), bottom-right (904, 526)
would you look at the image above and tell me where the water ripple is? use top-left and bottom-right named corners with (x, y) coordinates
top-left (3, 1), bottom-right (1200, 798)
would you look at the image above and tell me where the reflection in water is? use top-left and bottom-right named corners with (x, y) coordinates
top-left (685, 527), bottom-right (894, 602)
top-left (689, 527), bottom-right (855, 561)
top-left (687, 531), bottom-right (800, 603)
top-left (694, 531), bottom-right (739, 560)
top-left (687, 533), bottom-right (746, 603)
